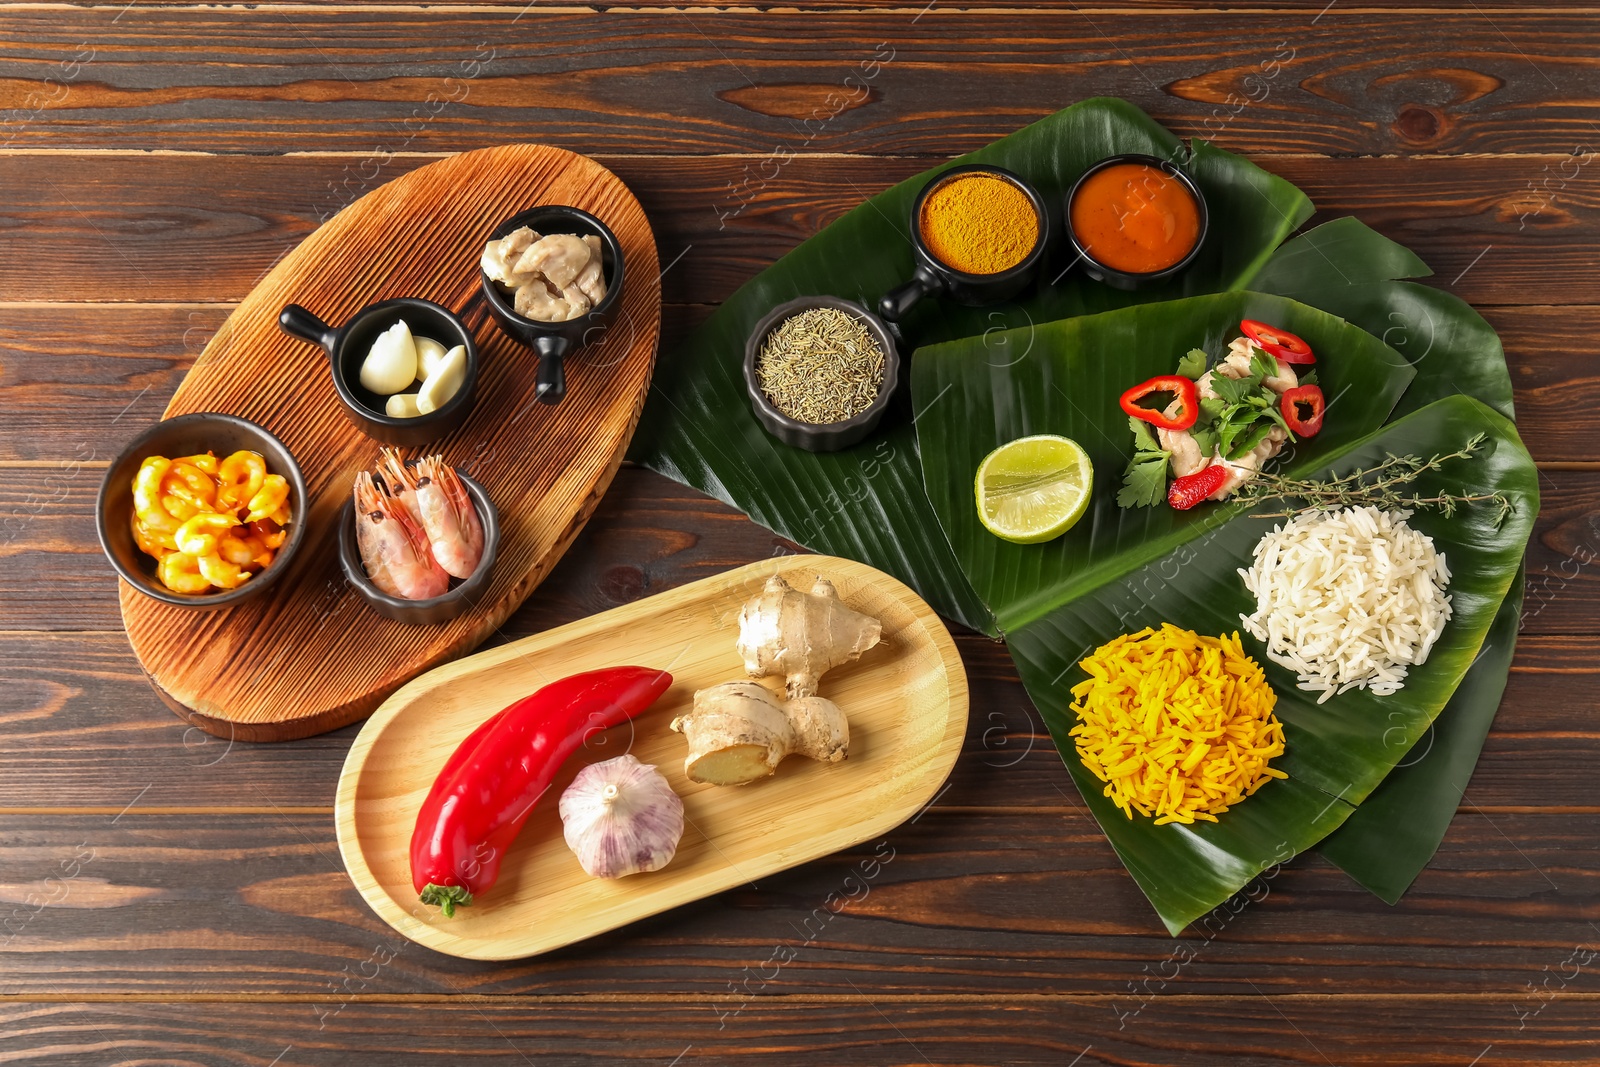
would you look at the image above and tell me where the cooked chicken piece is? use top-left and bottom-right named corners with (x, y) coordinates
top-left (573, 236), bottom-right (607, 304)
top-left (1224, 336), bottom-right (1298, 394)
top-left (1159, 425), bottom-right (1208, 477)
top-left (481, 227), bottom-right (541, 286)
top-left (559, 284), bottom-right (595, 317)
top-left (1208, 426), bottom-right (1287, 501)
top-left (512, 233), bottom-right (592, 290)
top-left (514, 279), bottom-right (585, 322)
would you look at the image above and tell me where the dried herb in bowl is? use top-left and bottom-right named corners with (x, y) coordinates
top-left (756, 307), bottom-right (886, 425)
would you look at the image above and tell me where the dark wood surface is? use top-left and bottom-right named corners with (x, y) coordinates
top-left (2, 4), bottom-right (1598, 1063)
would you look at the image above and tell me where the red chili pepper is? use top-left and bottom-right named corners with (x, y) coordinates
top-left (1280, 383), bottom-right (1325, 437)
top-left (410, 665), bottom-right (674, 916)
top-left (1168, 465), bottom-right (1228, 510)
top-left (1120, 375), bottom-right (1200, 431)
top-left (1241, 319), bottom-right (1315, 364)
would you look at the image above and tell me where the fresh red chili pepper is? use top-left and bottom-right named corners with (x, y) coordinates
top-left (411, 665), bottom-right (674, 916)
top-left (1120, 374), bottom-right (1200, 431)
top-left (1168, 465), bottom-right (1228, 510)
top-left (1241, 319), bottom-right (1315, 364)
top-left (1280, 383), bottom-right (1325, 437)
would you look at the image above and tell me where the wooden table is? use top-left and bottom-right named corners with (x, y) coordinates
top-left (2, 3), bottom-right (1596, 1063)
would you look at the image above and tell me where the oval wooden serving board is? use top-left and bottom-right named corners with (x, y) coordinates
top-left (121, 145), bottom-right (661, 741)
top-left (334, 555), bottom-right (968, 960)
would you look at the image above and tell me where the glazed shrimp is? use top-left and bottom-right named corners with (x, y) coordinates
top-left (354, 472), bottom-right (449, 600)
top-left (216, 451), bottom-right (267, 510)
top-left (410, 455), bottom-right (484, 579)
top-left (175, 512), bottom-right (237, 556)
top-left (133, 457), bottom-right (180, 533)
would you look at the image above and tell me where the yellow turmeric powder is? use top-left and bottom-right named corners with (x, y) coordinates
top-left (918, 173), bottom-right (1038, 275)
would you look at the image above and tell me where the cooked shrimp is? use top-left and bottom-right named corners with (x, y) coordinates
top-left (133, 457), bottom-right (180, 533)
top-left (354, 472), bottom-right (449, 600)
top-left (172, 452), bottom-right (220, 476)
top-left (159, 552), bottom-right (212, 594)
top-left (377, 451), bottom-right (483, 579)
top-left (243, 474), bottom-right (289, 523)
top-left (216, 451), bottom-right (267, 510)
top-left (197, 553), bottom-right (252, 590)
top-left (411, 455), bottom-right (484, 579)
top-left (131, 509), bottom-right (175, 556)
top-left (175, 512), bottom-right (237, 557)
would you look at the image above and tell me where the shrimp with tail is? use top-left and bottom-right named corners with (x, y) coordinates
top-left (354, 471), bottom-right (450, 600)
top-left (378, 449), bottom-right (484, 579)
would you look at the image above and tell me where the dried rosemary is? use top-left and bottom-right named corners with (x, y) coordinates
top-left (1234, 433), bottom-right (1515, 525)
top-left (757, 307), bottom-right (885, 425)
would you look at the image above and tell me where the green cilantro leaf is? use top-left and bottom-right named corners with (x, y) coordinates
top-left (1118, 455), bottom-right (1171, 508)
top-left (1176, 348), bottom-right (1209, 380)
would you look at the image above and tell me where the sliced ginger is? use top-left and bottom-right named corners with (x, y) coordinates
top-left (672, 575), bottom-right (881, 786)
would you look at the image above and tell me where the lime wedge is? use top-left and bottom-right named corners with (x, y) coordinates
top-left (974, 434), bottom-right (1094, 544)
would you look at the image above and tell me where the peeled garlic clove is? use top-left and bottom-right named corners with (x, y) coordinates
top-left (360, 320), bottom-right (418, 395)
top-left (385, 392), bottom-right (422, 418)
top-left (415, 344), bottom-right (466, 414)
top-left (413, 335), bottom-right (448, 381)
top-left (559, 754), bottom-right (684, 879)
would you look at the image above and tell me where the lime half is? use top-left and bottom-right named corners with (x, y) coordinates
top-left (974, 434), bottom-right (1094, 544)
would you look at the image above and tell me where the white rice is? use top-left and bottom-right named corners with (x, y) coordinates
top-left (1238, 506), bottom-right (1452, 704)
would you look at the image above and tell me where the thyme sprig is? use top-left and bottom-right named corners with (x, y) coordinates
top-left (1234, 433), bottom-right (1514, 525)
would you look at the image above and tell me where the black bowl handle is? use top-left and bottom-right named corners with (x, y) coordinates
top-left (533, 334), bottom-right (569, 404)
top-left (278, 304), bottom-right (339, 354)
top-left (877, 263), bottom-right (945, 323)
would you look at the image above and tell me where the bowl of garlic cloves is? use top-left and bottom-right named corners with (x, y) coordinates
top-left (478, 204), bottom-right (626, 406)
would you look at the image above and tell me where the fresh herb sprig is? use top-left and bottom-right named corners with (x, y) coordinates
top-left (1232, 433), bottom-right (1514, 525)
top-left (1117, 417), bottom-right (1172, 508)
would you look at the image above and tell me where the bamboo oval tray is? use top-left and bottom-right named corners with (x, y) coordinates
top-left (120, 144), bottom-right (660, 741)
top-left (334, 555), bottom-right (969, 960)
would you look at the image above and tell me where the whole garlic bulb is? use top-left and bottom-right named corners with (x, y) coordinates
top-left (559, 755), bottom-right (684, 879)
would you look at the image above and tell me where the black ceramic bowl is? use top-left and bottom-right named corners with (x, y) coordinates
top-left (338, 470), bottom-right (499, 625)
top-left (479, 205), bottom-right (626, 406)
top-left (878, 164), bottom-right (1050, 324)
top-left (278, 298), bottom-right (479, 447)
top-left (743, 296), bottom-right (901, 453)
top-left (1064, 153), bottom-right (1209, 291)
top-left (96, 412), bottom-right (309, 609)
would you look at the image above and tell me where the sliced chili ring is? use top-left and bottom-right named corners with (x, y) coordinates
top-left (1119, 374), bottom-right (1199, 432)
top-left (1280, 383), bottom-right (1325, 437)
top-left (1241, 319), bottom-right (1315, 364)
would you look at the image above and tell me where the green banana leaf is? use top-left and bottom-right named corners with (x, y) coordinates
top-left (1251, 219), bottom-right (1522, 896)
top-left (629, 98), bottom-right (1313, 635)
top-left (1317, 565), bottom-right (1524, 903)
top-left (913, 291), bottom-right (1415, 635)
top-left (982, 397), bottom-right (1538, 932)
top-left (1253, 218), bottom-right (1515, 420)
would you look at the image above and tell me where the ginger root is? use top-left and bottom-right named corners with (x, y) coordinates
top-left (671, 681), bottom-right (849, 785)
top-left (736, 575), bottom-right (881, 698)
top-left (671, 574), bottom-right (882, 786)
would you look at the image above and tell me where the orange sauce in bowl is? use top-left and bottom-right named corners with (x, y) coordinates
top-left (1070, 163), bottom-right (1201, 274)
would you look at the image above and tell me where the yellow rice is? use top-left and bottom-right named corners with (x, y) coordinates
top-left (1068, 624), bottom-right (1287, 825)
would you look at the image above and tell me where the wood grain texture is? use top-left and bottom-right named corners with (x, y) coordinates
top-left (0, 10), bottom-right (1593, 156)
top-left (0, 153), bottom-right (1592, 310)
top-left (117, 144), bottom-right (661, 740)
top-left (338, 555), bottom-right (966, 959)
top-left (5, 997), bottom-right (1600, 1067)
top-left (3, 806), bottom-right (1600, 998)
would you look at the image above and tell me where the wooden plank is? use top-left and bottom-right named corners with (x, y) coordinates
top-left (0, 153), bottom-right (1594, 310)
top-left (4, 998), bottom-right (1600, 1066)
top-left (0, 806), bottom-right (1597, 998)
top-left (0, 10), bottom-right (1594, 157)
top-left (5, 459), bottom-right (1595, 633)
